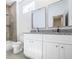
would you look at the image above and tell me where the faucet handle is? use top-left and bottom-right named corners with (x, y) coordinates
top-left (57, 26), bottom-right (60, 32)
top-left (37, 27), bottom-right (39, 32)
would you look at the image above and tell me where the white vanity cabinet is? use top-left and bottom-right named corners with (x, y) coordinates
top-left (31, 40), bottom-right (42, 59)
top-left (24, 34), bottom-right (42, 59)
top-left (43, 42), bottom-right (72, 59)
top-left (62, 44), bottom-right (72, 59)
top-left (43, 35), bottom-right (72, 59)
top-left (24, 39), bottom-right (32, 58)
top-left (24, 34), bottom-right (72, 59)
top-left (43, 42), bottom-right (59, 59)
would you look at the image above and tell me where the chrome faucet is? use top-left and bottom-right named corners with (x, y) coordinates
top-left (57, 26), bottom-right (60, 32)
top-left (36, 28), bottom-right (39, 32)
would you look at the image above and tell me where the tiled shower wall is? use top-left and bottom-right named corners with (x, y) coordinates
top-left (6, 2), bottom-right (17, 41)
top-left (6, 5), bottom-right (10, 41)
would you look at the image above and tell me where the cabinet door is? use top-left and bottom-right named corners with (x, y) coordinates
top-left (60, 44), bottom-right (72, 59)
top-left (24, 39), bottom-right (32, 58)
top-left (43, 42), bottom-right (59, 59)
top-left (64, 45), bottom-right (72, 59)
top-left (31, 40), bottom-right (42, 59)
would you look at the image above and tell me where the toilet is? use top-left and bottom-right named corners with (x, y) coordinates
top-left (12, 41), bottom-right (23, 54)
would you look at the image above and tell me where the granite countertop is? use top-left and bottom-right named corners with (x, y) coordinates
top-left (24, 29), bottom-right (72, 35)
top-left (24, 26), bottom-right (72, 35)
top-left (24, 32), bottom-right (72, 35)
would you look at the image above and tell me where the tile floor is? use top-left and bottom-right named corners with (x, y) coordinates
top-left (6, 50), bottom-right (30, 59)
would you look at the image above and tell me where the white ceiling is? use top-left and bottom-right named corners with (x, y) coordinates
top-left (6, 0), bottom-right (58, 6)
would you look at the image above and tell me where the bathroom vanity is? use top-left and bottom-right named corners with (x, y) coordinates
top-left (24, 33), bottom-right (72, 59)
top-left (24, 0), bottom-right (72, 58)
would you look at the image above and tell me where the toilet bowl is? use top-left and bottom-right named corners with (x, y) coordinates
top-left (12, 41), bottom-right (23, 54)
top-left (6, 41), bottom-right (13, 52)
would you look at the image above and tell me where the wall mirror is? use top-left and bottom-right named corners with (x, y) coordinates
top-left (48, 0), bottom-right (72, 28)
top-left (32, 7), bottom-right (46, 29)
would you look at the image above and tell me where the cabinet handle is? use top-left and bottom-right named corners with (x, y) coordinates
top-left (56, 45), bottom-right (59, 47)
top-left (61, 46), bottom-right (64, 48)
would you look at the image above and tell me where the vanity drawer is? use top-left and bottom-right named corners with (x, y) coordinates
top-left (24, 34), bottom-right (42, 41)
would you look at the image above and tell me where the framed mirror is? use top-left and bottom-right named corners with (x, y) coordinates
top-left (47, 0), bottom-right (71, 28)
top-left (32, 7), bottom-right (46, 29)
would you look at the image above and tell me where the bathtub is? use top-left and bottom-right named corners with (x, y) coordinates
top-left (6, 41), bottom-right (14, 51)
